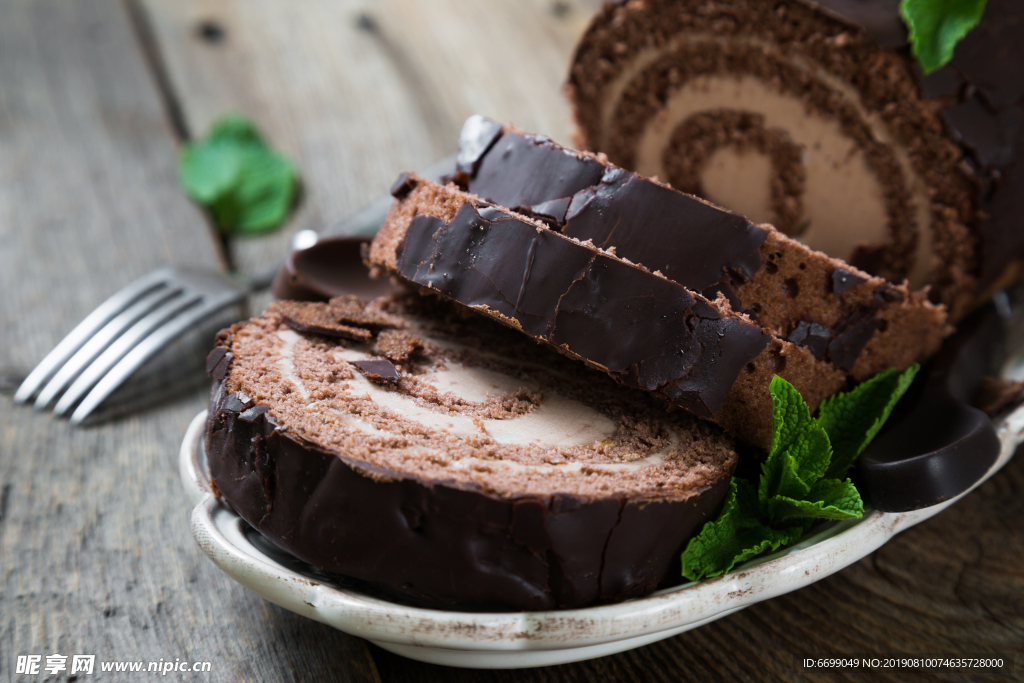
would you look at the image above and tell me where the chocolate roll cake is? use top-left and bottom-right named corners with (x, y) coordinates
top-left (567, 0), bottom-right (1024, 320)
top-left (369, 173), bottom-right (850, 449)
top-left (447, 116), bottom-right (948, 387)
top-left (205, 295), bottom-right (736, 611)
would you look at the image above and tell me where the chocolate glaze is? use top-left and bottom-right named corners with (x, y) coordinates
top-left (462, 122), bottom-right (769, 293)
top-left (858, 303), bottom-right (1003, 512)
top-left (206, 381), bottom-right (732, 610)
top-left (395, 203), bottom-right (770, 417)
top-left (813, 0), bottom-right (1024, 288)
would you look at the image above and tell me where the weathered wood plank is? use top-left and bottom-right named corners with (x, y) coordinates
top-left (137, 0), bottom-right (603, 279)
top-left (0, 1), bottom-right (378, 681)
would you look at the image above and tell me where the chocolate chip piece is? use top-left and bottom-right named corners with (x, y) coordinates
top-left (350, 359), bottom-right (401, 384)
top-left (832, 267), bottom-right (866, 293)
top-left (390, 172), bottom-right (417, 199)
top-left (787, 321), bottom-right (831, 360)
top-left (828, 316), bottom-right (880, 371)
top-left (238, 405), bottom-right (269, 422)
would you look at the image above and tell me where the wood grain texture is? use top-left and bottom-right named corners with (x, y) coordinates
top-left (0, 1), bottom-right (377, 681)
top-left (1, 0), bottom-right (1021, 680)
top-left (136, 0), bottom-right (604, 281)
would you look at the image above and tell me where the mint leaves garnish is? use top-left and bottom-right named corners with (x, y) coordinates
top-left (680, 366), bottom-right (919, 581)
top-left (899, 0), bottom-right (988, 75)
top-left (818, 366), bottom-right (919, 479)
top-left (179, 114), bottom-right (298, 235)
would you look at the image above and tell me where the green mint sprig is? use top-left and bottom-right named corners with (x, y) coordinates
top-left (899, 0), bottom-right (988, 75)
top-left (178, 114), bottom-right (298, 235)
top-left (680, 365), bottom-right (919, 581)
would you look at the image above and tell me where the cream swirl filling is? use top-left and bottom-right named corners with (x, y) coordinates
top-left (600, 34), bottom-right (934, 286)
top-left (274, 330), bottom-right (679, 475)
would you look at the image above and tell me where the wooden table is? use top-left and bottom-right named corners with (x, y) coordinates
top-left (2, 1), bottom-right (1021, 680)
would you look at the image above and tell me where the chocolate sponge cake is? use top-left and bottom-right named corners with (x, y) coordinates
top-left (567, 0), bottom-right (1024, 320)
top-left (448, 116), bottom-right (949, 385)
top-left (205, 295), bottom-right (736, 610)
top-left (369, 173), bottom-right (849, 449)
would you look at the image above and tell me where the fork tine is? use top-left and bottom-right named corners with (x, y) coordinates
top-left (69, 291), bottom-right (242, 424)
top-left (53, 290), bottom-right (203, 416)
top-left (14, 267), bottom-right (177, 404)
top-left (32, 284), bottom-right (184, 409)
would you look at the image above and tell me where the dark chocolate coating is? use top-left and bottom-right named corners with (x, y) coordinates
top-left (813, 0), bottom-right (1024, 288)
top-left (395, 203), bottom-right (770, 417)
top-left (858, 303), bottom-right (1002, 512)
top-left (464, 126), bottom-right (769, 292)
top-left (205, 382), bottom-right (732, 611)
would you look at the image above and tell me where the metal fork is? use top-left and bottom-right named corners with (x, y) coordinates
top-left (13, 267), bottom-right (273, 424)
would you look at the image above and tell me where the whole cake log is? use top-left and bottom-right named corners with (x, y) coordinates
top-left (567, 0), bottom-right (1024, 320)
top-left (450, 116), bottom-right (949, 383)
top-left (369, 174), bottom-right (847, 448)
top-left (205, 296), bottom-right (736, 611)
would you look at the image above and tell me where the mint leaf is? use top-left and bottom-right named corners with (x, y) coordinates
top-left (178, 114), bottom-right (298, 235)
top-left (900, 0), bottom-right (988, 74)
top-left (760, 376), bottom-right (832, 504)
top-left (681, 365), bottom-right (919, 581)
top-left (681, 479), bottom-right (807, 581)
top-left (819, 365), bottom-right (919, 479)
top-left (767, 479), bottom-right (863, 520)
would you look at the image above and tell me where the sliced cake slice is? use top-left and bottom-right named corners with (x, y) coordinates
top-left (448, 116), bottom-right (950, 384)
top-left (368, 173), bottom-right (846, 449)
top-left (206, 294), bottom-right (736, 610)
top-left (566, 0), bottom-right (1024, 320)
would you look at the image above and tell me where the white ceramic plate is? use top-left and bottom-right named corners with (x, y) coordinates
top-left (181, 402), bottom-right (1024, 669)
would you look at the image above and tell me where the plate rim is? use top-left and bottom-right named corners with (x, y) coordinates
top-left (182, 404), bottom-right (1024, 653)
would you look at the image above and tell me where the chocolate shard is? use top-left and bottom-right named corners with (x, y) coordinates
top-left (269, 300), bottom-right (374, 343)
top-left (455, 114), bottom-right (505, 176)
top-left (394, 201), bottom-right (769, 417)
top-left (390, 172), bottom-right (417, 199)
top-left (206, 346), bottom-right (233, 379)
top-left (222, 392), bottom-right (250, 413)
top-left (350, 358), bottom-right (401, 384)
top-left (832, 267), bottom-right (867, 294)
top-left (239, 405), bottom-right (269, 422)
